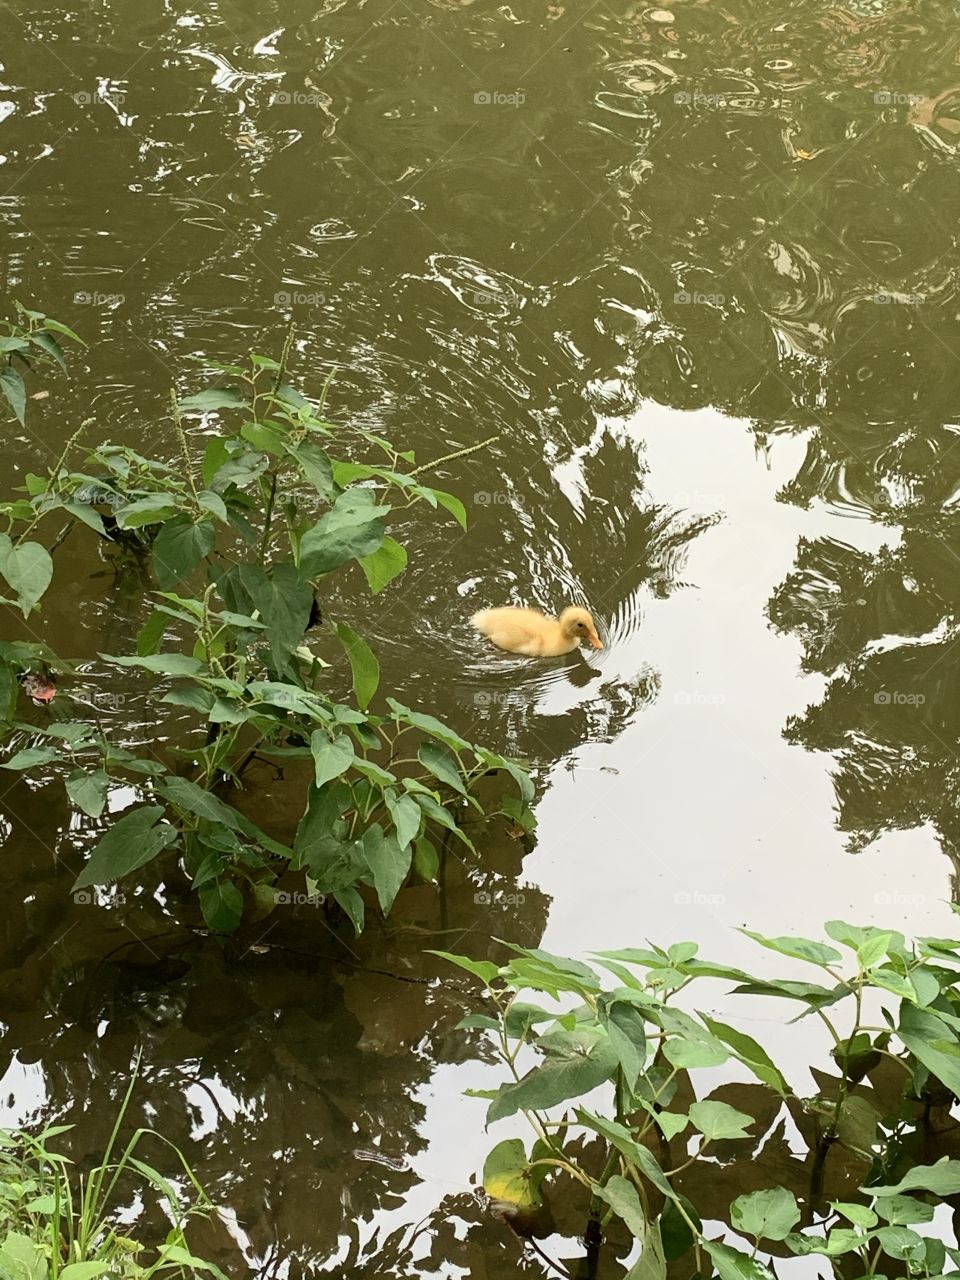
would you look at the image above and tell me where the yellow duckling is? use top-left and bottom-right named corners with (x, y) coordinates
top-left (471, 605), bottom-right (604, 657)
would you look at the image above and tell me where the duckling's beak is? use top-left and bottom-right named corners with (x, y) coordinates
top-left (589, 633), bottom-right (604, 650)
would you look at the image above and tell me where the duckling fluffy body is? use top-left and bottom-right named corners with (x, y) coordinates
top-left (471, 606), bottom-right (603, 657)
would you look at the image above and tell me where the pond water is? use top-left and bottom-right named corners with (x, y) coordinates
top-left (3, 0), bottom-right (960, 1274)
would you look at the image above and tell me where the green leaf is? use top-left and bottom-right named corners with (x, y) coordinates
top-left (310, 731), bottom-right (355, 788)
top-left (198, 489), bottom-right (228, 521)
top-left (910, 967), bottom-right (940, 1007)
top-left (857, 932), bottom-right (894, 969)
top-left (874, 1195), bottom-right (934, 1225)
top-left (201, 436), bottom-right (231, 488)
top-left (179, 387), bottom-right (246, 412)
top-left (418, 741), bottom-right (466, 794)
top-left (875, 1225), bottom-right (926, 1261)
top-left (488, 1037), bottom-right (618, 1122)
top-left (410, 787), bottom-right (475, 849)
top-left (831, 1202), bottom-right (878, 1229)
top-left (152, 515), bottom-right (215, 588)
top-left (430, 487), bottom-right (468, 529)
top-left (334, 621), bottom-right (379, 710)
top-left (597, 1174), bottom-right (645, 1238)
top-left (358, 536), bottom-right (407, 593)
top-left (114, 493), bottom-right (180, 528)
top-left (198, 878), bottom-right (244, 932)
top-left (413, 833), bottom-right (439, 880)
top-left (385, 790), bottom-right (422, 850)
top-left (741, 930), bottom-right (842, 966)
top-left (102, 651), bottom-right (206, 676)
top-left (241, 562), bottom-right (314, 673)
top-left (629, 1219), bottom-right (668, 1280)
top-left (159, 776), bottom-right (243, 827)
top-left (287, 440), bottom-right (333, 497)
top-left (2, 746), bottom-right (59, 770)
top-left (29, 329), bottom-right (67, 371)
top-left (576, 1111), bottom-right (679, 1201)
top-left (73, 806), bottom-right (178, 889)
top-left (361, 825), bottom-right (412, 914)
top-left (387, 697), bottom-right (470, 751)
top-left (730, 1188), bottom-right (800, 1240)
top-left (247, 681), bottom-right (325, 718)
top-left (482, 1138), bottom-right (546, 1209)
top-left (333, 885), bottom-right (365, 934)
top-left (429, 950), bottom-right (501, 984)
top-left (300, 488), bottom-right (387, 575)
top-left (60, 1264), bottom-right (112, 1280)
top-left (663, 1038), bottom-right (728, 1069)
top-left (896, 1005), bottom-right (960, 1103)
top-left (701, 1016), bottom-right (790, 1096)
top-left (65, 769), bottom-right (109, 818)
top-left (136, 608), bottom-right (168, 655)
top-left (703, 1240), bottom-right (775, 1280)
top-left (0, 365), bottom-right (27, 423)
top-left (0, 534), bottom-right (53, 615)
top-left (689, 1100), bottom-right (753, 1140)
top-left (870, 1156), bottom-right (960, 1198)
top-left (605, 1001), bottom-right (647, 1092)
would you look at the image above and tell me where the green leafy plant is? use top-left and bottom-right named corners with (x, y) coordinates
top-left (0, 303), bottom-right (83, 426)
top-left (440, 921), bottom-right (960, 1278)
top-left (0, 1069), bottom-right (229, 1278)
top-left (0, 325), bottom-right (534, 933)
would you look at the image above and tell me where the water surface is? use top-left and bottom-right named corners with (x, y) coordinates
top-left (3, 1), bottom-right (960, 1273)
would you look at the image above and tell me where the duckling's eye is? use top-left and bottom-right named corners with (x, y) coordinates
top-left (577, 622), bottom-right (587, 632)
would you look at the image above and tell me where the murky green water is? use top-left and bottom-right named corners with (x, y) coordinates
top-left (4, 0), bottom-right (960, 1273)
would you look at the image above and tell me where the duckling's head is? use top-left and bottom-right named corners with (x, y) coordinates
top-left (559, 607), bottom-right (604, 650)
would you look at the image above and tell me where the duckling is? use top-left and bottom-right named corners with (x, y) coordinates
top-left (471, 605), bottom-right (604, 657)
